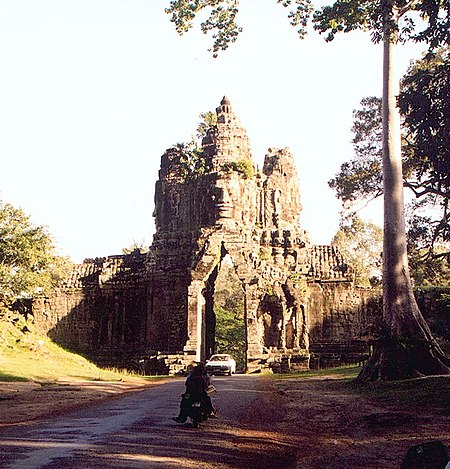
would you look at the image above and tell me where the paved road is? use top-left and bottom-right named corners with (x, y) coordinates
top-left (0, 375), bottom-right (297, 469)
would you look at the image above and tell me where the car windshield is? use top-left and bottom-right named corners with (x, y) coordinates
top-left (210, 355), bottom-right (230, 361)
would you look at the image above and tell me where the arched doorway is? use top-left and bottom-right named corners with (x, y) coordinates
top-left (203, 248), bottom-right (247, 372)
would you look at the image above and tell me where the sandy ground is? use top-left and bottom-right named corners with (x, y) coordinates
top-left (1, 374), bottom-right (449, 468)
top-left (0, 377), bottom-right (159, 426)
top-left (275, 374), bottom-right (450, 468)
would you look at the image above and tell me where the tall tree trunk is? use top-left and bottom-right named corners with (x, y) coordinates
top-left (357, 9), bottom-right (450, 381)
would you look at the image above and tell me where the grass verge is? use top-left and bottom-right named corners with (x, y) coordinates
top-left (269, 364), bottom-right (362, 381)
top-left (0, 319), bottom-right (151, 383)
top-left (271, 364), bottom-right (450, 414)
top-left (349, 375), bottom-right (450, 413)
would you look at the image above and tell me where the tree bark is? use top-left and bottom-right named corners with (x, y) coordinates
top-left (357, 9), bottom-right (450, 381)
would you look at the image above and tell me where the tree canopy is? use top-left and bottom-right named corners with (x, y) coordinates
top-left (165, 0), bottom-right (313, 56)
top-left (329, 95), bottom-right (383, 207)
top-left (313, 0), bottom-right (450, 46)
top-left (0, 200), bottom-right (71, 309)
top-left (314, 0), bottom-right (450, 381)
top-left (399, 46), bottom-right (450, 200)
top-left (166, 1), bottom-right (449, 54)
top-left (329, 48), bottom-right (449, 285)
top-left (332, 215), bottom-right (383, 287)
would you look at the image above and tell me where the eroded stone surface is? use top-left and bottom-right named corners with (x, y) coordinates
top-left (32, 97), bottom-right (381, 372)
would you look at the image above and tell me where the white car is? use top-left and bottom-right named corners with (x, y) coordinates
top-left (205, 354), bottom-right (236, 376)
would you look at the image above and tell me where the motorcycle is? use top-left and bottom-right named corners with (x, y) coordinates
top-left (172, 393), bottom-right (210, 428)
top-left (173, 381), bottom-right (217, 428)
top-left (187, 398), bottom-right (209, 428)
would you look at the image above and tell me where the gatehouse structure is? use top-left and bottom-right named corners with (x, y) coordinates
top-left (32, 97), bottom-right (380, 373)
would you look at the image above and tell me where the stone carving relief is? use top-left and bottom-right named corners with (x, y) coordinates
top-left (31, 96), bottom-right (380, 373)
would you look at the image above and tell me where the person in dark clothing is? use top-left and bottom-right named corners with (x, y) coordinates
top-left (173, 364), bottom-right (209, 423)
top-left (173, 363), bottom-right (217, 423)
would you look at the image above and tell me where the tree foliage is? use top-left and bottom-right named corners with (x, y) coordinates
top-left (310, 0), bottom-right (450, 381)
top-left (166, 1), bottom-right (449, 54)
top-left (329, 49), bottom-right (449, 285)
top-left (214, 259), bottom-right (246, 370)
top-left (406, 196), bottom-right (450, 286)
top-left (332, 215), bottom-right (382, 287)
top-left (313, 0), bottom-right (450, 46)
top-left (215, 305), bottom-right (246, 370)
top-left (399, 46), bottom-right (450, 199)
top-left (196, 111), bottom-right (218, 139)
top-left (329, 96), bottom-right (383, 207)
top-left (165, 0), bottom-right (313, 56)
top-left (0, 201), bottom-right (71, 309)
top-left (175, 111), bottom-right (217, 179)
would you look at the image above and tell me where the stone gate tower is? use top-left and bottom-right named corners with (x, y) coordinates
top-left (146, 96), bottom-right (350, 369)
top-left (33, 97), bottom-right (378, 373)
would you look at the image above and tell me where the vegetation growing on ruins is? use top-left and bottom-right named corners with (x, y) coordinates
top-left (176, 111), bottom-right (217, 180)
top-left (287, 274), bottom-right (308, 296)
top-left (122, 242), bottom-right (149, 255)
top-left (258, 247), bottom-right (271, 261)
top-left (222, 158), bottom-right (255, 179)
top-left (164, 0), bottom-right (450, 381)
top-left (176, 110), bottom-right (255, 180)
top-left (176, 141), bottom-right (209, 179)
top-left (196, 111), bottom-right (217, 139)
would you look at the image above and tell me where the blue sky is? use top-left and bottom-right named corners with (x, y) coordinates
top-left (0, 1), bottom-right (426, 262)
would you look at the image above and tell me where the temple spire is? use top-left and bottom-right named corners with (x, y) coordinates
top-left (216, 95), bottom-right (233, 120)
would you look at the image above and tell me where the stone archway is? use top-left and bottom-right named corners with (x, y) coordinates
top-left (202, 250), bottom-right (247, 371)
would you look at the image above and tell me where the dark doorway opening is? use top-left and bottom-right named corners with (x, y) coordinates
top-left (203, 245), bottom-right (247, 372)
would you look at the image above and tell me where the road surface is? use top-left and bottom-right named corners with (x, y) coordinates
top-left (0, 375), bottom-right (297, 469)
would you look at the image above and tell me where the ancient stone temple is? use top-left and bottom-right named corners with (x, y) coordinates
top-left (32, 97), bottom-right (380, 373)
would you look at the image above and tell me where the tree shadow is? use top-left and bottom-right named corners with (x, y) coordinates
top-left (0, 372), bottom-right (28, 382)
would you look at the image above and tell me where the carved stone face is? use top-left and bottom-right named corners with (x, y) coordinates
top-left (216, 186), bottom-right (233, 219)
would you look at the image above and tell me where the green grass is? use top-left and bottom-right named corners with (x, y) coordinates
top-left (270, 364), bottom-right (362, 380)
top-left (0, 371), bottom-right (29, 382)
top-left (349, 375), bottom-right (450, 412)
top-left (0, 338), bottom-right (128, 383)
top-left (270, 365), bottom-right (450, 414)
top-left (0, 319), bottom-right (147, 383)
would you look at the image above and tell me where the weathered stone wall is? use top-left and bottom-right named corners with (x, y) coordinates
top-left (306, 283), bottom-right (382, 367)
top-left (30, 97), bottom-right (387, 372)
top-left (415, 287), bottom-right (450, 354)
top-left (307, 283), bottom-right (381, 343)
top-left (32, 253), bottom-right (149, 366)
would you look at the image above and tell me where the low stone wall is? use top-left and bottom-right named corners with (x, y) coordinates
top-left (30, 283), bottom-right (448, 373)
top-left (33, 283), bottom-right (148, 366)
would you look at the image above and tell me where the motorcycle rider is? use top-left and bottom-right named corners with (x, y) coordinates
top-left (173, 363), bottom-right (215, 423)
